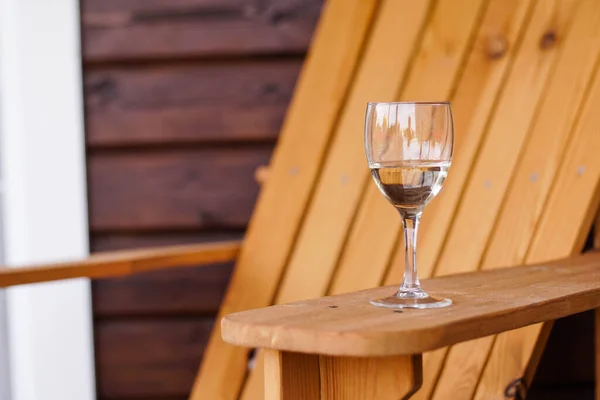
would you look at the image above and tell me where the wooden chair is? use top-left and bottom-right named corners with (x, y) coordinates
top-left (221, 253), bottom-right (600, 400)
top-left (2, 0), bottom-right (600, 398)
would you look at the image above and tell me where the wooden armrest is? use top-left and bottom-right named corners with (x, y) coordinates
top-left (222, 252), bottom-right (600, 357)
top-left (0, 240), bottom-right (241, 288)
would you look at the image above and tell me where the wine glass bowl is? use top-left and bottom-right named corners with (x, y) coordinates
top-left (365, 101), bottom-right (453, 309)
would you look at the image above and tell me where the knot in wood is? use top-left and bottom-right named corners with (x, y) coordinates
top-left (540, 31), bottom-right (558, 50)
top-left (486, 36), bottom-right (508, 60)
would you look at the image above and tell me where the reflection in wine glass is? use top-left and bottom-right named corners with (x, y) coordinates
top-left (365, 101), bottom-right (453, 309)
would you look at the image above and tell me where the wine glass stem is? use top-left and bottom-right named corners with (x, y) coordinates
top-left (399, 210), bottom-right (422, 293)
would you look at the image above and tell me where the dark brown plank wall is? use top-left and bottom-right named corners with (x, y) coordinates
top-left (80, 1), bottom-right (323, 398)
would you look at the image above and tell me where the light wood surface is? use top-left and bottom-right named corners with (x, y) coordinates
top-left (0, 241), bottom-right (240, 287)
top-left (277, 0), bottom-right (432, 305)
top-left (264, 350), bottom-right (320, 400)
top-left (473, 31), bottom-right (600, 398)
top-left (421, 0), bottom-right (579, 396)
top-left (434, 0), bottom-right (577, 278)
top-left (319, 354), bottom-right (421, 400)
top-left (190, 1), bottom-right (379, 398)
top-left (330, 0), bottom-right (487, 296)
top-left (433, 1), bottom-right (600, 397)
top-left (188, 0), bottom-right (600, 398)
top-left (385, 0), bottom-right (533, 287)
top-left (264, 350), bottom-right (420, 400)
top-left (223, 252), bottom-right (600, 357)
top-left (240, 1), bottom-right (433, 397)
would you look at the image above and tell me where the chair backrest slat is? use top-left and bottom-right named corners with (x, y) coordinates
top-left (192, 0), bottom-right (600, 399)
top-left (436, 1), bottom-right (600, 398)
top-left (189, 1), bottom-right (379, 398)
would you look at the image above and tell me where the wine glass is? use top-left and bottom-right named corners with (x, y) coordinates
top-left (365, 101), bottom-right (453, 309)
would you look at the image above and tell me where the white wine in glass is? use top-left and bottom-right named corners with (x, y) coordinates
top-left (365, 102), bottom-right (453, 309)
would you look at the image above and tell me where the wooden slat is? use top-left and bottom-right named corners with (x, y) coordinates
top-left (339, 0), bottom-right (531, 299)
top-left (278, 0), bottom-right (433, 307)
top-left (91, 232), bottom-right (240, 316)
top-left (264, 351), bottom-right (420, 400)
top-left (400, 0), bottom-right (579, 396)
top-left (88, 147), bottom-right (271, 231)
top-left (0, 241), bottom-right (239, 288)
top-left (190, 1), bottom-right (379, 398)
top-left (383, 0), bottom-right (535, 287)
top-left (93, 263), bottom-right (233, 316)
top-left (433, 1), bottom-right (600, 398)
top-left (329, 0), bottom-right (489, 296)
top-left (95, 318), bottom-right (213, 398)
top-left (222, 252), bottom-right (600, 356)
top-left (240, 0), bottom-right (438, 397)
top-left (264, 350), bottom-right (320, 400)
top-left (85, 61), bottom-right (301, 148)
top-left (473, 47), bottom-right (600, 399)
top-left (433, 0), bottom-right (577, 278)
top-left (318, 354), bottom-right (421, 399)
top-left (82, 0), bottom-right (323, 62)
top-left (331, 0), bottom-right (523, 394)
top-left (90, 231), bottom-right (243, 252)
top-left (479, 0), bottom-right (600, 270)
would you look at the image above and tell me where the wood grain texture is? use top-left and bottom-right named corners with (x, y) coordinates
top-left (93, 263), bottom-right (233, 316)
top-left (85, 61), bottom-right (301, 147)
top-left (414, 0), bottom-right (578, 395)
top-left (88, 147), bottom-right (271, 231)
top-left (82, 0), bottom-right (323, 62)
top-left (264, 351), bottom-right (420, 400)
top-left (222, 252), bottom-right (600, 357)
top-left (278, 0), bottom-right (432, 306)
top-left (240, 1), bottom-right (435, 397)
top-left (90, 231), bottom-right (243, 252)
top-left (0, 241), bottom-right (239, 288)
top-left (433, 1), bottom-right (600, 398)
top-left (319, 354), bottom-right (421, 400)
top-left (264, 350), bottom-right (320, 400)
top-left (474, 38), bottom-right (600, 399)
top-left (327, 0), bottom-right (487, 297)
top-left (91, 232), bottom-right (240, 316)
top-left (95, 318), bottom-right (213, 398)
top-left (481, 0), bottom-right (600, 271)
top-left (191, 1), bottom-right (379, 398)
top-left (391, 0), bottom-right (535, 286)
top-left (350, 0), bottom-right (531, 394)
top-left (434, 0), bottom-right (578, 277)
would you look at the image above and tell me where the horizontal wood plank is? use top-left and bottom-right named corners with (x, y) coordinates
top-left (81, 0), bottom-right (323, 62)
top-left (95, 318), bottom-right (214, 398)
top-left (93, 263), bottom-right (232, 317)
top-left (223, 253), bottom-right (600, 357)
top-left (85, 61), bottom-right (301, 147)
top-left (90, 231), bottom-right (243, 252)
top-left (91, 232), bottom-right (240, 316)
top-left (88, 147), bottom-right (272, 231)
top-left (0, 241), bottom-right (239, 288)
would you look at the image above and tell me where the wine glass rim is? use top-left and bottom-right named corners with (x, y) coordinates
top-left (367, 101), bottom-right (451, 105)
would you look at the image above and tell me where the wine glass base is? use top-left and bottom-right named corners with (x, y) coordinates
top-left (370, 291), bottom-right (452, 309)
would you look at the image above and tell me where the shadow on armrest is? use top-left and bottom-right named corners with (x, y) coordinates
top-left (0, 240), bottom-right (241, 288)
top-left (222, 252), bottom-right (600, 357)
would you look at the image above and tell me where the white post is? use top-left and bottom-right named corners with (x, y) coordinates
top-left (0, 0), bottom-right (96, 399)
